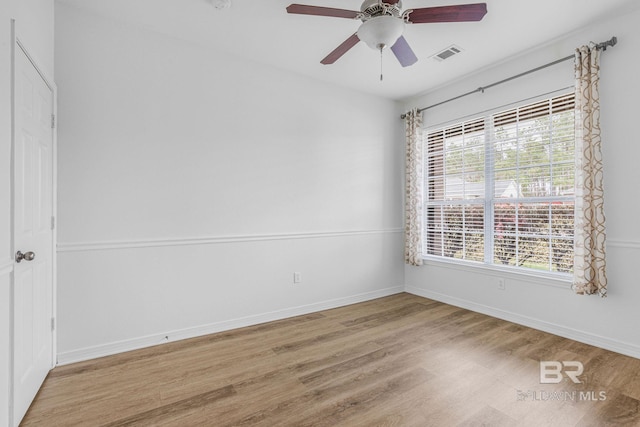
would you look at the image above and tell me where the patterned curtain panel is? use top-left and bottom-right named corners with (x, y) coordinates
top-left (405, 108), bottom-right (424, 266)
top-left (573, 45), bottom-right (608, 297)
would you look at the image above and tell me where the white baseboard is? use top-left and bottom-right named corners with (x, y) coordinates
top-left (56, 286), bottom-right (404, 366)
top-left (405, 285), bottom-right (640, 360)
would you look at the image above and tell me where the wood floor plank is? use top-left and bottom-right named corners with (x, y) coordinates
top-left (292, 368), bottom-right (434, 427)
top-left (457, 404), bottom-right (518, 427)
top-left (103, 385), bottom-right (236, 427)
top-left (576, 391), bottom-right (640, 426)
top-left (21, 293), bottom-right (640, 426)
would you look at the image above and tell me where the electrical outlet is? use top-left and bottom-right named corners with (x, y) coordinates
top-left (498, 279), bottom-right (506, 290)
top-left (293, 272), bottom-right (301, 284)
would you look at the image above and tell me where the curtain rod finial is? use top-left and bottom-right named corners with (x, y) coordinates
top-left (597, 36), bottom-right (617, 51)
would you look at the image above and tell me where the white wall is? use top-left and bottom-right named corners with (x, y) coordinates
top-left (54, 3), bottom-right (405, 364)
top-left (402, 5), bottom-right (640, 358)
top-left (52, 0), bottom-right (640, 373)
top-left (0, 1), bottom-right (54, 425)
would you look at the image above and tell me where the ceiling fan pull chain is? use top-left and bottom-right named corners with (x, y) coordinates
top-left (380, 47), bottom-right (384, 81)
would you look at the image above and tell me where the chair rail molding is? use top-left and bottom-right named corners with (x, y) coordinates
top-left (57, 228), bottom-right (404, 252)
top-left (607, 239), bottom-right (640, 250)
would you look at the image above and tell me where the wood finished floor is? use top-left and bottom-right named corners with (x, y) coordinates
top-left (22, 293), bottom-right (640, 426)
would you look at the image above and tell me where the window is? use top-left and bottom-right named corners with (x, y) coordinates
top-left (423, 93), bottom-right (575, 274)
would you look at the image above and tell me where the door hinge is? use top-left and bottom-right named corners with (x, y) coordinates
top-left (51, 216), bottom-right (55, 230)
top-left (51, 317), bottom-right (55, 331)
top-left (51, 114), bottom-right (56, 129)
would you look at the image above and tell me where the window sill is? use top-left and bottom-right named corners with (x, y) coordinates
top-left (419, 256), bottom-right (572, 289)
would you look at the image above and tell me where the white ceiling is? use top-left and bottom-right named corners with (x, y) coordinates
top-left (57, 0), bottom-right (637, 100)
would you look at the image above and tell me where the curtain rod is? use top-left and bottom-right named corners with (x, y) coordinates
top-left (400, 36), bottom-right (618, 119)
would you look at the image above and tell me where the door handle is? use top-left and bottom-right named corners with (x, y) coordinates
top-left (15, 251), bottom-right (36, 263)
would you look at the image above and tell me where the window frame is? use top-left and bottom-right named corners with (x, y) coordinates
top-left (421, 92), bottom-right (576, 281)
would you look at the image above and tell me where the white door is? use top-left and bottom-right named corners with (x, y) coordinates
top-left (12, 42), bottom-right (55, 426)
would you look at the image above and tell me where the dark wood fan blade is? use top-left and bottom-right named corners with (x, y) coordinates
top-left (391, 36), bottom-right (418, 67)
top-left (286, 4), bottom-right (359, 19)
top-left (321, 33), bottom-right (360, 64)
top-left (408, 3), bottom-right (487, 23)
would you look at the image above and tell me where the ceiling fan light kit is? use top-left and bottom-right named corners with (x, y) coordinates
top-left (286, 0), bottom-right (487, 72)
top-left (357, 15), bottom-right (405, 50)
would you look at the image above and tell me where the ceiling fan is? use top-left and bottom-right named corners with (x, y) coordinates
top-left (286, 0), bottom-right (487, 68)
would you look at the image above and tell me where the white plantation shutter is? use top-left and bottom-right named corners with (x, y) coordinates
top-left (423, 93), bottom-right (576, 274)
top-left (424, 118), bottom-right (486, 262)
